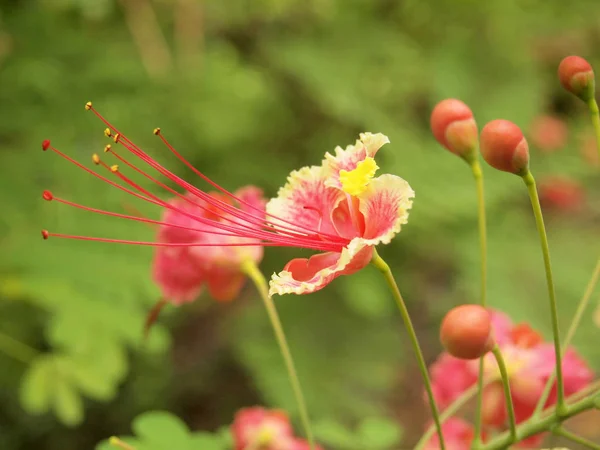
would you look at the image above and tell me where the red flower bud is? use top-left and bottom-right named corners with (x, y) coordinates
top-left (440, 305), bottom-right (494, 360)
top-left (538, 176), bottom-right (585, 212)
top-left (430, 99), bottom-right (479, 162)
top-left (480, 120), bottom-right (530, 175)
top-left (558, 56), bottom-right (595, 102)
top-left (529, 115), bottom-right (568, 152)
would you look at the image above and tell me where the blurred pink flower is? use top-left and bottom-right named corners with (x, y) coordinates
top-left (153, 187), bottom-right (266, 303)
top-left (231, 407), bottom-right (321, 450)
top-left (529, 115), bottom-right (568, 152)
top-left (538, 176), bottom-right (585, 213)
top-left (423, 418), bottom-right (477, 450)
top-left (429, 310), bottom-right (593, 445)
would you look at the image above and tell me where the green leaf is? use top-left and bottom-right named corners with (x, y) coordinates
top-left (313, 419), bottom-right (357, 449)
top-left (53, 375), bottom-right (84, 427)
top-left (19, 355), bottom-right (54, 415)
top-left (356, 417), bottom-right (403, 449)
top-left (132, 411), bottom-right (191, 450)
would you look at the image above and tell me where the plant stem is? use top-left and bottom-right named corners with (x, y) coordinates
top-left (533, 257), bottom-right (600, 416)
top-left (588, 98), bottom-right (600, 162)
top-left (491, 346), bottom-right (517, 441)
top-left (470, 159), bottom-right (488, 447)
top-left (415, 380), bottom-right (493, 450)
top-left (482, 391), bottom-right (600, 450)
top-left (552, 426), bottom-right (600, 450)
top-left (241, 260), bottom-right (315, 450)
top-left (370, 249), bottom-right (445, 450)
top-left (0, 331), bottom-right (38, 364)
top-left (521, 170), bottom-right (565, 412)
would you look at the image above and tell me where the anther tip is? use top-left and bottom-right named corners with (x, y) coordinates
top-left (153, 128), bottom-right (161, 136)
top-left (113, 133), bottom-right (120, 143)
top-left (41, 230), bottom-right (49, 240)
top-left (92, 153), bottom-right (100, 165)
top-left (104, 128), bottom-right (112, 137)
top-left (85, 101), bottom-right (92, 111)
top-left (104, 144), bottom-right (111, 153)
top-left (42, 139), bottom-right (50, 151)
top-left (110, 164), bottom-right (119, 173)
top-left (42, 190), bottom-right (53, 201)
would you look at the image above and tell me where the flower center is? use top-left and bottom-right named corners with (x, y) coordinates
top-left (339, 157), bottom-right (379, 196)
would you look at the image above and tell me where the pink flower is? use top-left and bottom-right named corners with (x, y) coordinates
top-left (528, 115), bottom-right (568, 152)
top-left (153, 187), bottom-right (266, 303)
top-left (429, 310), bottom-right (593, 444)
top-left (231, 407), bottom-right (322, 450)
top-left (538, 176), bottom-right (585, 213)
top-left (423, 418), bottom-right (477, 450)
top-left (41, 105), bottom-right (414, 297)
top-left (267, 133), bottom-right (414, 295)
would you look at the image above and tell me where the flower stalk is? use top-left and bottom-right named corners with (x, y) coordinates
top-left (370, 249), bottom-right (445, 450)
top-left (241, 260), bottom-right (315, 449)
top-left (491, 345), bottom-right (517, 442)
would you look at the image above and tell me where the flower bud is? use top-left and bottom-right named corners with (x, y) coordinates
top-left (440, 305), bottom-right (494, 360)
top-left (558, 56), bottom-right (595, 102)
top-left (430, 99), bottom-right (479, 162)
top-left (480, 120), bottom-right (530, 175)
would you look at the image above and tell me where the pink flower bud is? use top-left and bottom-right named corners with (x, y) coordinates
top-left (558, 56), bottom-right (595, 102)
top-left (430, 99), bottom-right (479, 162)
top-left (440, 305), bottom-right (494, 360)
top-left (480, 120), bottom-right (530, 175)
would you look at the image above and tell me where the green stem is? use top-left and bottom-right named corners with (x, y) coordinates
top-left (241, 260), bottom-right (315, 450)
top-left (370, 249), bottom-right (445, 450)
top-left (470, 159), bottom-right (488, 446)
top-left (588, 98), bottom-right (600, 162)
top-left (415, 380), bottom-right (493, 450)
top-left (491, 346), bottom-right (517, 442)
top-left (533, 258), bottom-right (600, 416)
top-left (482, 392), bottom-right (600, 450)
top-left (552, 427), bottom-right (600, 450)
top-left (521, 170), bottom-right (565, 412)
top-left (0, 331), bottom-right (38, 364)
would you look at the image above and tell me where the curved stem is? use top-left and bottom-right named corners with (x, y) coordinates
top-left (370, 249), bottom-right (445, 450)
top-left (533, 257), bottom-right (600, 416)
top-left (588, 98), bottom-right (600, 162)
top-left (415, 380), bottom-right (493, 450)
top-left (470, 159), bottom-right (488, 446)
top-left (482, 390), bottom-right (600, 450)
top-left (552, 426), bottom-right (600, 450)
top-left (0, 331), bottom-right (38, 364)
top-left (241, 260), bottom-right (315, 450)
top-left (521, 170), bottom-right (565, 412)
top-left (491, 346), bottom-right (517, 441)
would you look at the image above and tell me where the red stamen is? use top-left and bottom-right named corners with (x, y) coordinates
top-left (42, 190), bottom-right (53, 201)
top-left (42, 139), bottom-right (50, 151)
top-left (41, 230), bottom-right (49, 239)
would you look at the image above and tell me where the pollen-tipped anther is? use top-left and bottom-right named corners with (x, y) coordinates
top-left (104, 144), bottom-right (112, 153)
top-left (558, 56), bottom-right (595, 102)
top-left (480, 119), bottom-right (530, 175)
top-left (92, 153), bottom-right (101, 165)
top-left (104, 128), bottom-right (112, 138)
top-left (42, 190), bottom-right (53, 201)
top-left (42, 139), bottom-right (51, 151)
top-left (85, 101), bottom-right (93, 111)
top-left (153, 128), bottom-right (161, 136)
top-left (41, 230), bottom-right (49, 240)
top-left (110, 164), bottom-right (119, 173)
top-left (113, 133), bottom-right (121, 143)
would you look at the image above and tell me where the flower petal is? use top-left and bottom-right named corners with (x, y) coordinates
top-left (207, 270), bottom-right (248, 302)
top-left (356, 174), bottom-right (414, 246)
top-left (269, 238), bottom-right (373, 296)
top-left (323, 133), bottom-right (390, 190)
top-left (152, 247), bottom-right (205, 305)
top-left (266, 165), bottom-right (344, 236)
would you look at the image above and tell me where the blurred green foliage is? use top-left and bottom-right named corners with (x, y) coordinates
top-left (0, 0), bottom-right (599, 449)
